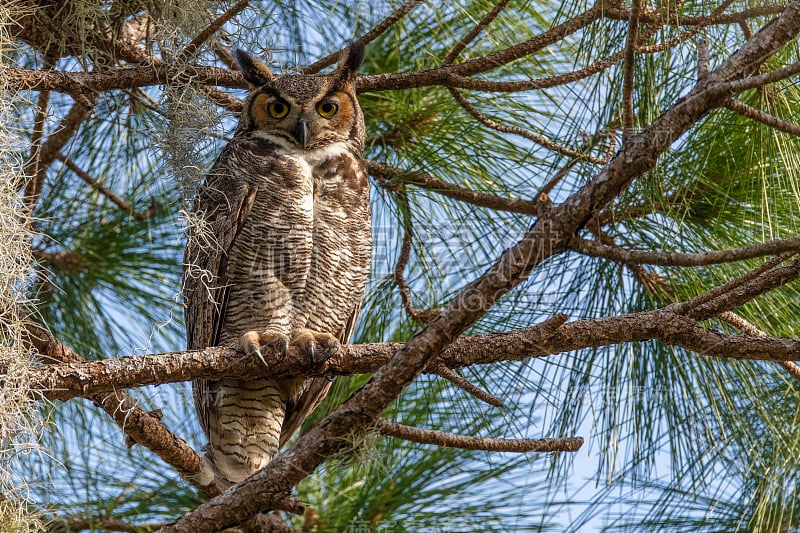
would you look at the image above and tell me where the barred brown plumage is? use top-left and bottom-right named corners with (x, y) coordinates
top-left (183, 44), bottom-right (370, 489)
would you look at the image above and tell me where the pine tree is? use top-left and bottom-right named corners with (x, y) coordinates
top-left (3, 0), bottom-right (800, 530)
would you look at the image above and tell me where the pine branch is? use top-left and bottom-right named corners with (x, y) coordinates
top-left (717, 311), bottom-right (800, 380)
top-left (725, 98), bottom-right (800, 136)
top-left (22, 321), bottom-right (219, 498)
top-left (374, 419), bottom-right (583, 452)
top-left (27, 281), bottom-right (800, 404)
top-left (177, 1), bottom-right (249, 62)
top-left (51, 518), bottom-right (164, 533)
top-left (673, 255), bottom-right (800, 320)
top-left (450, 5), bottom-right (602, 77)
top-left (6, 4), bottom-right (792, 98)
top-left (448, 88), bottom-right (609, 164)
top-left (728, 61), bottom-right (800, 92)
top-left (367, 160), bottom-right (538, 215)
top-left (304, 0), bottom-right (425, 74)
top-left (57, 153), bottom-right (156, 221)
top-left (570, 235), bottom-right (800, 266)
top-left (634, 0), bottom-right (737, 55)
top-left (621, 0), bottom-right (641, 141)
top-left (433, 364), bottom-right (504, 408)
top-left (603, 4), bottom-right (787, 26)
top-left (441, 0), bottom-right (512, 65)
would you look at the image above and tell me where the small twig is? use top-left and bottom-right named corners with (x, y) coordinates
top-left (368, 160), bottom-right (538, 215)
top-left (728, 61), bottom-right (800, 93)
top-left (178, 1), bottom-right (249, 62)
top-left (57, 153), bottom-right (156, 221)
top-left (392, 188), bottom-right (438, 323)
top-left (739, 20), bottom-right (754, 39)
top-left (442, 0), bottom-right (512, 65)
top-left (697, 38), bottom-right (710, 80)
top-left (449, 88), bottom-right (609, 164)
top-left (603, 4), bottom-right (787, 26)
top-left (22, 89), bottom-right (50, 212)
top-left (725, 98), bottom-right (800, 136)
top-left (536, 128), bottom-right (618, 198)
top-left (571, 235), bottom-right (800, 266)
top-left (622, 0), bottom-right (641, 141)
top-left (717, 311), bottom-right (800, 380)
top-left (374, 419), bottom-right (583, 452)
top-left (303, 0), bottom-right (425, 74)
top-left (670, 254), bottom-right (800, 320)
top-left (54, 518), bottom-right (164, 533)
top-left (434, 364), bottom-right (504, 407)
top-left (635, 0), bottom-right (737, 55)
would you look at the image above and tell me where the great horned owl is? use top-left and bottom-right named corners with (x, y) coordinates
top-left (183, 44), bottom-right (371, 489)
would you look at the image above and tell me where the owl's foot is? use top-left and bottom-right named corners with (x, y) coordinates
top-left (240, 330), bottom-right (289, 368)
top-left (290, 328), bottom-right (339, 365)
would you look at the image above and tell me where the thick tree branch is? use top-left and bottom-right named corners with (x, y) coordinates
top-left (604, 4), bottom-right (788, 26)
top-left (0, 64), bottom-right (244, 94)
top-left (374, 419), bottom-right (583, 452)
top-left (28, 258), bottom-right (800, 401)
top-left (22, 322), bottom-right (218, 498)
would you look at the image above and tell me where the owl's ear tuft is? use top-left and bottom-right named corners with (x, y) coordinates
top-left (334, 43), bottom-right (364, 84)
top-left (234, 48), bottom-right (274, 87)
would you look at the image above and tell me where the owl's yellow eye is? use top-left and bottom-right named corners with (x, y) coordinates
top-left (267, 101), bottom-right (289, 119)
top-left (316, 102), bottom-right (338, 118)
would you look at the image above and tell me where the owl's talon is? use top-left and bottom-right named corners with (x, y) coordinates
top-left (252, 347), bottom-right (268, 368)
top-left (240, 330), bottom-right (289, 368)
top-left (291, 329), bottom-right (340, 366)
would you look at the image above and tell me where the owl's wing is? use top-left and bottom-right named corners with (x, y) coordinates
top-left (278, 300), bottom-right (363, 448)
top-left (185, 145), bottom-right (258, 433)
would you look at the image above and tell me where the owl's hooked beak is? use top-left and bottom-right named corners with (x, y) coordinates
top-left (293, 118), bottom-right (309, 148)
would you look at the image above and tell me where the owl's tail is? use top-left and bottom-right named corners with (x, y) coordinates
top-left (201, 378), bottom-right (287, 490)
